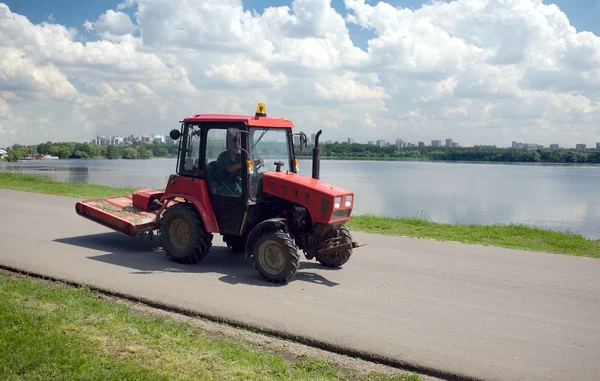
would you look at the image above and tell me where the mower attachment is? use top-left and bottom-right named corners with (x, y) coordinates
top-left (75, 189), bottom-right (164, 237)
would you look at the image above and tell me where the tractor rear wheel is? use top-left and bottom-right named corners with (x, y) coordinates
top-left (160, 203), bottom-right (213, 264)
top-left (252, 229), bottom-right (299, 283)
top-left (316, 226), bottom-right (353, 268)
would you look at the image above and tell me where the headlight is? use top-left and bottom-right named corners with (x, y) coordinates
top-left (334, 196), bottom-right (342, 209)
top-left (345, 194), bottom-right (353, 208)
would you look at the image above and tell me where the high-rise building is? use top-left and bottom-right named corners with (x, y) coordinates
top-left (550, 144), bottom-right (559, 149)
top-left (418, 142), bottom-right (425, 148)
top-left (432, 140), bottom-right (442, 147)
top-left (576, 144), bottom-right (586, 150)
top-left (446, 138), bottom-right (452, 147)
top-left (524, 144), bottom-right (538, 151)
top-left (311, 133), bottom-right (316, 144)
top-left (347, 137), bottom-right (353, 144)
top-left (596, 142), bottom-right (600, 150)
top-left (452, 142), bottom-right (459, 148)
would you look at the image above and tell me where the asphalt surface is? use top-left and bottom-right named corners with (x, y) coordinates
top-left (1, 189), bottom-right (599, 381)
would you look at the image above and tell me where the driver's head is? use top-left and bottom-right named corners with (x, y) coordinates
top-left (229, 136), bottom-right (239, 153)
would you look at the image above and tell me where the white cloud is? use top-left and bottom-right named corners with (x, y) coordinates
top-left (314, 71), bottom-right (387, 102)
top-left (84, 10), bottom-right (138, 40)
top-left (0, 97), bottom-right (10, 118)
top-left (205, 56), bottom-right (288, 88)
top-left (0, 46), bottom-right (77, 100)
top-left (0, 0), bottom-right (598, 147)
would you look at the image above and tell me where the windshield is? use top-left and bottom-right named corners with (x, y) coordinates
top-left (249, 127), bottom-right (291, 200)
top-left (250, 127), bottom-right (291, 172)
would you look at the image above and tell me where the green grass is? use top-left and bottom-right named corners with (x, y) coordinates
top-left (347, 213), bottom-right (599, 258)
top-left (0, 171), bottom-right (138, 199)
top-left (1, 171), bottom-right (598, 258)
top-left (0, 270), bottom-right (417, 381)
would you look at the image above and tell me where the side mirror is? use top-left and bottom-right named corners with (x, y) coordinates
top-left (296, 132), bottom-right (307, 153)
top-left (169, 129), bottom-right (181, 141)
top-left (227, 128), bottom-right (242, 149)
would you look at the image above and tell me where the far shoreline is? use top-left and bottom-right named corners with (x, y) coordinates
top-left (3, 156), bottom-right (600, 168)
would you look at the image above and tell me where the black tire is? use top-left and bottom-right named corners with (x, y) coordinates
top-left (159, 203), bottom-right (213, 264)
top-left (316, 226), bottom-right (353, 268)
top-left (252, 229), bottom-right (299, 283)
top-left (222, 234), bottom-right (246, 253)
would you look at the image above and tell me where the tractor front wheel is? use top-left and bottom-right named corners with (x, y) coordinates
top-left (160, 203), bottom-right (213, 264)
top-left (316, 226), bottom-right (353, 268)
top-left (252, 229), bottom-right (299, 283)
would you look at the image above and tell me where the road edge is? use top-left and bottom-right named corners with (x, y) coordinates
top-left (0, 263), bottom-right (485, 381)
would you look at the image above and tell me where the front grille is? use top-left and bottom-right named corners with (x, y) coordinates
top-left (332, 209), bottom-right (351, 219)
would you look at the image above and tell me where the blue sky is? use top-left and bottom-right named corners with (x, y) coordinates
top-left (5, 0), bottom-right (599, 51)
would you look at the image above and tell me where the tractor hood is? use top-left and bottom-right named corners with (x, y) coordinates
top-left (262, 171), bottom-right (354, 224)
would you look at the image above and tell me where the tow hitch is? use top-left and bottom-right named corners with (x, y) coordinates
top-left (316, 241), bottom-right (365, 255)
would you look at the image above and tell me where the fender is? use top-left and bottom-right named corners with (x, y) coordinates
top-left (159, 194), bottom-right (219, 233)
top-left (244, 218), bottom-right (289, 257)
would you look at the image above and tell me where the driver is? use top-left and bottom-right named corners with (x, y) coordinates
top-left (215, 136), bottom-right (242, 196)
top-left (217, 144), bottom-right (242, 175)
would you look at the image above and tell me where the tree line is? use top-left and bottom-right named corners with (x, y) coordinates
top-left (2, 141), bottom-right (178, 161)
top-left (294, 142), bottom-right (600, 164)
top-left (3, 140), bottom-right (599, 164)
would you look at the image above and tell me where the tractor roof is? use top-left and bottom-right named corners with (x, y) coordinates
top-left (181, 114), bottom-right (294, 128)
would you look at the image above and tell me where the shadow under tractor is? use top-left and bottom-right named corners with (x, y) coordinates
top-left (75, 103), bottom-right (362, 283)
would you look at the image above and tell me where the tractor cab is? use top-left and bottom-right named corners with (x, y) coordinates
top-left (167, 104), bottom-right (307, 239)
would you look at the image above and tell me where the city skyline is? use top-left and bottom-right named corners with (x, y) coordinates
top-left (6, 133), bottom-right (598, 152)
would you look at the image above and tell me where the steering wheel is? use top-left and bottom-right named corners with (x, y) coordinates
top-left (248, 161), bottom-right (265, 196)
top-left (254, 159), bottom-right (265, 170)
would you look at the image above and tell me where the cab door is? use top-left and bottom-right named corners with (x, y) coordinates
top-left (202, 123), bottom-right (248, 235)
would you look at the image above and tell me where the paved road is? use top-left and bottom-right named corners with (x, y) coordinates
top-left (1, 189), bottom-right (599, 381)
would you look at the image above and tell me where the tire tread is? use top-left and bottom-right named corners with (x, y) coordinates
top-left (160, 203), bottom-right (213, 264)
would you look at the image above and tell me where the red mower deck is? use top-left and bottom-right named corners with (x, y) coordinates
top-left (75, 188), bottom-right (162, 236)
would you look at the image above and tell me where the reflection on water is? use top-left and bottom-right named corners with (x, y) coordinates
top-left (0, 164), bottom-right (102, 184)
top-left (2, 158), bottom-right (599, 239)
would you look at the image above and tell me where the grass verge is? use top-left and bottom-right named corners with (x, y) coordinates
top-left (0, 171), bottom-right (138, 199)
top-left (0, 270), bottom-right (418, 381)
top-left (346, 214), bottom-right (599, 258)
top-left (1, 171), bottom-right (598, 258)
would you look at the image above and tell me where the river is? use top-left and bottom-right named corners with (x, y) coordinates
top-left (2, 158), bottom-right (599, 239)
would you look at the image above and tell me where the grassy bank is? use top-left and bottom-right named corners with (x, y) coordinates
top-left (1, 171), bottom-right (598, 258)
top-left (346, 215), bottom-right (599, 258)
top-left (0, 171), bottom-right (138, 199)
top-left (0, 270), bottom-right (416, 380)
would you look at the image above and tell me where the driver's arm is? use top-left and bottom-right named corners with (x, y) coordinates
top-left (217, 152), bottom-right (240, 173)
top-left (225, 162), bottom-right (241, 172)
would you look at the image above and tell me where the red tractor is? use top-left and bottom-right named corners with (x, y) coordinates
top-left (76, 104), bottom-right (361, 283)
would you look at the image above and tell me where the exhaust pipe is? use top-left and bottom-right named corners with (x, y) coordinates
top-left (312, 130), bottom-right (322, 179)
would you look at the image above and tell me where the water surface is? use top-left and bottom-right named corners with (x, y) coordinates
top-left (2, 159), bottom-right (598, 239)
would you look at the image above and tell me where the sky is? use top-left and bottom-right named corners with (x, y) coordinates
top-left (1, 0), bottom-right (599, 148)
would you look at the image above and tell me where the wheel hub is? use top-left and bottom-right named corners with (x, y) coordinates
top-left (169, 218), bottom-right (190, 249)
top-left (259, 241), bottom-right (285, 274)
